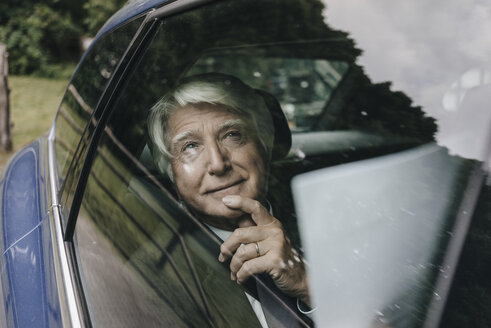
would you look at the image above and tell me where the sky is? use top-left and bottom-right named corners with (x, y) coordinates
top-left (322, 0), bottom-right (491, 164)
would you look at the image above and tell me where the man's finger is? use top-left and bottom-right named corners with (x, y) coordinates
top-left (235, 254), bottom-right (280, 284)
top-left (219, 226), bottom-right (272, 261)
top-left (229, 240), bottom-right (272, 274)
top-left (222, 195), bottom-right (275, 226)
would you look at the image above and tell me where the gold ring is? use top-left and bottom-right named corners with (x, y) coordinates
top-left (255, 242), bottom-right (260, 257)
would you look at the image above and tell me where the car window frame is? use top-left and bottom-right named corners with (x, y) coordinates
top-left (55, 13), bottom-right (147, 193)
top-left (49, 11), bottom-right (162, 328)
top-left (57, 1), bottom-right (230, 326)
top-left (46, 1), bottom-right (491, 327)
top-left (61, 0), bottom-right (230, 242)
top-left (61, 15), bottom-right (158, 241)
top-left (58, 1), bottom-right (326, 327)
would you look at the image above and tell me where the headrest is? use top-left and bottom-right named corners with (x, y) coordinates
top-left (255, 89), bottom-right (292, 161)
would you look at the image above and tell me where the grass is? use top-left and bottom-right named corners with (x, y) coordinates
top-left (0, 75), bottom-right (69, 169)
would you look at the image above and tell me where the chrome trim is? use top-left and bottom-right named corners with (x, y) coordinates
top-left (148, 0), bottom-right (216, 20)
top-left (47, 124), bottom-right (82, 328)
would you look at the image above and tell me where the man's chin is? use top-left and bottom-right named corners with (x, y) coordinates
top-left (195, 206), bottom-right (247, 230)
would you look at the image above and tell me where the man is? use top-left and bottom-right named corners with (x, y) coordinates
top-left (148, 73), bottom-right (312, 326)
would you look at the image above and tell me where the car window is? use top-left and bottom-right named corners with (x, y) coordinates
top-left (289, 1), bottom-right (491, 328)
top-left (55, 16), bottom-right (144, 225)
top-left (67, 0), bottom-right (489, 327)
top-left (74, 135), bottom-right (264, 327)
top-left (188, 57), bottom-right (350, 132)
top-left (69, 0), bottom-right (337, 326)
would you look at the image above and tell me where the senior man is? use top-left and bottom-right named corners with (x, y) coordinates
top-left (148, 73), bottom-right (312, 326)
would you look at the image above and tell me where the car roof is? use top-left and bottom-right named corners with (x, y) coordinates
top-left (95, 0), bottom-right (170, 41)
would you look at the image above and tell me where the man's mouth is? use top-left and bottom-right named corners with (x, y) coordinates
top-left (206, 180), bottom-right (244, 194)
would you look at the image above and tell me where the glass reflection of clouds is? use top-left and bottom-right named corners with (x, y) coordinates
top-left (443, 68), bottom-right (491, 112)
top-left (323, 0), bottom-right (491, 164)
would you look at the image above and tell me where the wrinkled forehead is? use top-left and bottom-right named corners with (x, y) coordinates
top-left (169, 102), bottom-right (255, 133)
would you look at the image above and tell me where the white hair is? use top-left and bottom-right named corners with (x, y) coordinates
top-left (148, 73), bottom-right (275, 180)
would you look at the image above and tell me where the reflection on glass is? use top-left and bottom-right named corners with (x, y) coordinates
top-left (292, 144), bottom-right (480, 327)
top-left (75, 126), bottom-right (266, 327)
top-left (189, 57), bottom-right (349, 131)
top-left (69, 0), bottom-right (489, 327)
top-left (55, 16), bottom-right (144, 225)
top-left (443, 68), bottom-right (491, 112)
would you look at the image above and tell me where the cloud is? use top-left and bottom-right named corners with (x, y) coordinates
top-left (322, 0), bottom-right (491, 162)
top-left (323, 0), bottom-right (491, 95)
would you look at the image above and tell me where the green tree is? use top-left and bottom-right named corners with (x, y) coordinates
top-left (83, 0), bottom-right (127, 36)
top-left (0, 1), bottom-right (81, 75)
top-left (0, 0), bottom-right (125, 76)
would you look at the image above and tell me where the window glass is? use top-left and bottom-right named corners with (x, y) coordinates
top-left (189, 57), bottom-right (349, 131)
top-left (75, 134), bottom-right (265, 326)
top-left (70, 0), bottom-right (489, 327)
top-left (55, 17), bottom-right (144, 224)
top-left (72, 0), bottom-right (335, 326)
top-left (55, 16), bottom-right (143, 195)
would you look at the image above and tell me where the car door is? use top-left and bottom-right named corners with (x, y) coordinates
top-left (55, 0), bottom-right (319, 326)
top-left (52, 0), bottom-right (491, 327)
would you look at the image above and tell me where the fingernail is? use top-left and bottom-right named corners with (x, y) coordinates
top-left (218, 253), bottom-right (225, 262)
top-left (222, 196), bottom-right (234, 205)
top-left (230, 272), bottom-right (236, 281)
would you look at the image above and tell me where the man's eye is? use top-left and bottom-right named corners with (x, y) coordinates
top-left (225, 130), bottom-right (242, 139)
top-left (182, 142), bottom-right (198, 152)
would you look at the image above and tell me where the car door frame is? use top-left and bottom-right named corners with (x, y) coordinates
top-left (46, 7), bottom-right (161, 328)
top-left (46, 1), bottom-right (223, 326)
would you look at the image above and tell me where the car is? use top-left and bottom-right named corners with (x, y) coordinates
top-left (0, 0), bottom-right (490, 327)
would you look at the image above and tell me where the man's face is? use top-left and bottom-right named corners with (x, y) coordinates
top-left (168, 104), bottom-right (268, 230)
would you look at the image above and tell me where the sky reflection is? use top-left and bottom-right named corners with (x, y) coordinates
top-left (323, 0), bottom-right (491, 164)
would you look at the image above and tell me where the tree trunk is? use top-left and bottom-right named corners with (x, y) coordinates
top-left (0, 43), bottom-right (12, 152)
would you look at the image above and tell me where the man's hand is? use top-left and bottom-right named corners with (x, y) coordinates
top-left (218, 195), bottom-right (310, 306)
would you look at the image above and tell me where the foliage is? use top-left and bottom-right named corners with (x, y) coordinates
top-left (0, 6), bottom-right (46, 75)
top-left (324, 65), bottom-right (437, 142)
top-left (83, 0), bottom-right (127, 36)
top-left (0, 0), bottom-right (125, 77)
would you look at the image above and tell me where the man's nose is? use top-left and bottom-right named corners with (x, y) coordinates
top-left (207, 141), bottom-right (231, 176)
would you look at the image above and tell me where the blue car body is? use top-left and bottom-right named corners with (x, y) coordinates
top-left (0, 140), bottom-right (56, 327)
